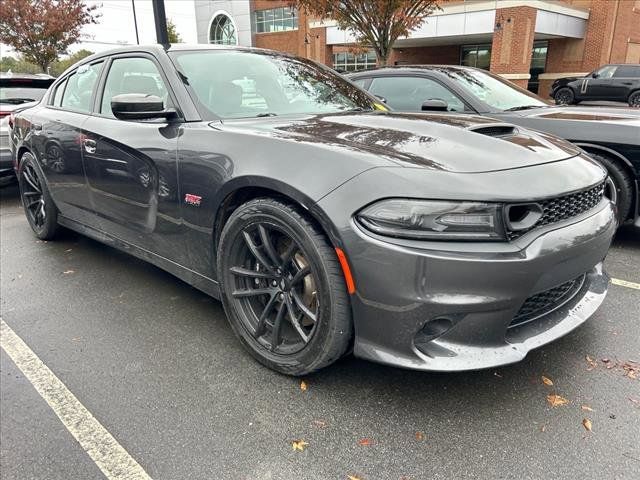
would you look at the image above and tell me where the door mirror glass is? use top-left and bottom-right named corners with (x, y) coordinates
top-left (421, 99), bottom-right (448, 111)
top-left (111, 93), bottom-right (176, 120)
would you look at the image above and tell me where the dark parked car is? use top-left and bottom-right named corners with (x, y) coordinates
top-left (0, 73), bottom-right (55, 184)
top-left (12, 45), bottom-right (616, 375)
top-left (347, 65), bottom-right (640, 227)
top-left (551, 64), bottom-right (640, 107)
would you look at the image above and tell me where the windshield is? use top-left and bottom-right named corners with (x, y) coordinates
top-left (442, 68), bottom-right (549, 111)
top-left (0, 86), bottom-right (49, 104)
top-left (170, 50), bottom-right (377, 120)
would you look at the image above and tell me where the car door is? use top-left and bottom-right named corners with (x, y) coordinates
top-left (29, 61), bottom-right (104, 227)
top-left (81, 54), bottom-right (181, 261)
top-left (611, 65), bottom-right (640, 101)
top-left (582, 65), bottom-right (617, 100)
top-left (364, 75), bottom-right (471, 113)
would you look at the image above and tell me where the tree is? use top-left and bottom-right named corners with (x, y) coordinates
top-left (50, 49), bottom-right (94, 76)
top-left (0, 55), bottom-right (40, 74)
top-left (292, 0), bottom-right (440, 66)
top-left (167, 19), bottom-right (182, 43)
top-left (0, 0), bottom-right (99, 73)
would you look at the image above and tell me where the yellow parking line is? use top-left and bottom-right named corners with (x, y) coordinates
top-left (0, 318), bottom-right (152, 480)
top-left (611, 278), bottom-right (640, 290)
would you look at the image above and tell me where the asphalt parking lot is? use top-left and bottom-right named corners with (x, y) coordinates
top-left (1, 183), bottom-right (638, 480)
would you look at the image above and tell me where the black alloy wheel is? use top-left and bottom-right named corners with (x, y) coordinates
top-left (554, 87), bottom-right (575, 105)
top-left (588, 151), bottom-right (634, 224)
top-left (18, 152), bottom-right (59, 240)
top-left (628, 91), bottom-right (640, 108)
top-left (218, 198), bottom-right (352, 375)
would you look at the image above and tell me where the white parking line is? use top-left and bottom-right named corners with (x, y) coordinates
top-left (0, 318), bottom-right (152, 480)
top-left (611, 278), bottom-right (640, 290)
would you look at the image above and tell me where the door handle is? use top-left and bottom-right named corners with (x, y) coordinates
top-left (83, 138), bottom-right (97, 154)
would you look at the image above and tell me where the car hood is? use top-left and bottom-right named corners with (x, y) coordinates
top-left (220, 112), bottom-right (580, 173)
top-left (511, 106), bottom-right (640, 126)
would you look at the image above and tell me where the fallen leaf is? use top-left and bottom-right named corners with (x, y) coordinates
top-left (581, 405), bottom-right (594, 412)
top-left (547, 394), bottom-right (569, 407)
top-left (586, 355), bottom-right (598, 370)
top-left (291, 440), bottom-right (308, 452)
top-left (415, 431), bottom-right (424, 441)
top-left (541, 376), bottom-right (554, 386)
top-left (62, 270), bottom-right (75, 274)
top-left (629, 397), bottom-right (640, 406)
top-left (493, 371), bottom-right (503, 378)
top-left (312, 420), bottom-right (326, 428)
top-left (582, 418), bottom-right (592, 432)
top-left (358, 438), bottom-right (373, 446)
top-left (540, 425), bottom-right (546, 432)
top-left (300, 380), bottom-right (308, 392)
top-left (65, 248), bottom-right (72, 252)
top-left (347, 476), bottom-right (362, 480)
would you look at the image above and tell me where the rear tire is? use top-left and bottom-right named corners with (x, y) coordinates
top-left (554, 87), bottom-right (575, 105)
top-left (217, 198), bottom-right (352, 376)
top-left (628, 90), bottom-right (640, 108)
top-left (18, 152), bottom-right (59, 240)
top-left (587, 151), bottom-right (633, 223)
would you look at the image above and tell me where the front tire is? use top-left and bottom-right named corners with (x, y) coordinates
top-left (554, 87), bottom-right (575, 105)
top-left (18, 152), bottom-right (59, 240)
top-left (217, 198), bottom-right (352, 376)
top-left (588, 151), bottom-right (633, 223)
top-left (628, 90), bottom-right (640, 108)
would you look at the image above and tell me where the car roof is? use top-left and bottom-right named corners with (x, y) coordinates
top-left (0, 72), bottom-right (55, 81)
top-left (346, 65), bottom-right (482, 76)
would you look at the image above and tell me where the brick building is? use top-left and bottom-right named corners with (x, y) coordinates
top-left (193, 0), bottom-right (640, 96)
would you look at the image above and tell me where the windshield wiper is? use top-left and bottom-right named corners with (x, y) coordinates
top-left (0, 98), bottom-right (36, 104)
top-left (504, 105), bottom-right (545, 111)
top-left (255, 112), bottom-right (278, 117)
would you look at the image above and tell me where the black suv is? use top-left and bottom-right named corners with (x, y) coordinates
top-left (551, 64), bottom-right (640, 107)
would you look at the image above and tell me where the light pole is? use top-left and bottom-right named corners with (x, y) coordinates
top-left (151, 0), bottom-right (169, 44)
top-left (132, 0), bottom-right (140, 44)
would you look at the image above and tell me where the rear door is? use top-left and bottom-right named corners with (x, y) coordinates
top-left (81, 54), bottom-right (181, 260)
top-left (611, 65), bottom-right (640, 101)
top-left (29, 61), bottom-right (104, 227)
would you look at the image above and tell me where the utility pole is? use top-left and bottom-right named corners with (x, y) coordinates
top-left (132, 0), bottom-right (140, 44)
top-left (151, 0), bottom-right (169, 44)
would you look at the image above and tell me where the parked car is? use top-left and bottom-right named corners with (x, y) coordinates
top-left (0, 73), bottom-right (55, 185)
top-left (12, 45), bottom-right (616, 375)
top-left (550, 64), bottom-right (640, 107)
top-left (347, 65), bottom-right (640, 227)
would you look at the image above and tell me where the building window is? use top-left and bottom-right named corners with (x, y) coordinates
top-left (333, 51), bottom-right (377, 72)
top-left (209, 13), bottom-right (237, 45)
top-left (254, 7), bottom-right (298, 33)
top-left (460, 44), bottom-right (492, 70)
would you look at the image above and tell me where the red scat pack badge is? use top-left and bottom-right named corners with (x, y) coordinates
top-left (184, 193), bottom-right (202, 206)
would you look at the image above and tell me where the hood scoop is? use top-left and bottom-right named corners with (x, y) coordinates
top-left (468, 123), bottom-right (518, 138)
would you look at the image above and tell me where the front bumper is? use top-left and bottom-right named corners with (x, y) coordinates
top-left (341, 201), bottom-right (616, 371)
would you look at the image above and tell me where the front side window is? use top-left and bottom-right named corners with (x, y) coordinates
top-left (170, 50), bottom-right (376, 120)
top-left (254, 7), bottom-right (298, 33)
top-left (100, 57), bottom-right (170, 117)
top-left (595, 65), bottom-right (617, 79)
top-left (368, 76), bottom-right (467, 112)
top-left (210, 13), bottom-right (237, 45)
top-left (60, 61), bottom-right (104, 112)
top-left (443, 68), bottom-right (548, 111)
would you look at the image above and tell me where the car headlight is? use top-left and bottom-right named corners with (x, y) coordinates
top-left (356, 199), bottom-right (506, 241)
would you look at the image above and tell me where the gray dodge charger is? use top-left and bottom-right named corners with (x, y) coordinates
top-left (11, 45), bottom-right (616, 375)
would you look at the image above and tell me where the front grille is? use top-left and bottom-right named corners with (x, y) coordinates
top-left (509, 274), bottom-right (586, 328)
top-left (507, 181), bottom-right (606, 240)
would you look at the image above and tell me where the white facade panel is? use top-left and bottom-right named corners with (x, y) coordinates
top-left (535, 10), bottom-right (586, 38)
top-left (193, 0), bottom-right (252, 46)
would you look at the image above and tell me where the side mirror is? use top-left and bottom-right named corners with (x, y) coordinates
top-left (375, 94), bottom-right (387, 104)
top-left (111, 93), bottom-right (177, 120)
top-left (421, 99), bottom-right (448, 112)
top-left (591, 72), bottom-right (600, 79)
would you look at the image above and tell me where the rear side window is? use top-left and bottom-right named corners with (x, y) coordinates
top-left (52, 79), bottom-right (67, 107)
top-left (613, 65), bottom-right (640, 78)
top-left (368, 76), bottom-right (467, 112)
top-left (100, 57), bottom-right (170, 118)
top-left (60, 61), bottom-right (104, 113)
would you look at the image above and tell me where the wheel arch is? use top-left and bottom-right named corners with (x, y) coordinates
top-left (627, 88), bottom-right (640, 101)
top-left (211, 176), bottom-right (343, 257)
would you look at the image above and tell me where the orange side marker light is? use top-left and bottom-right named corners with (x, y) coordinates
top-left (335, 247), bottom-right (356, 294)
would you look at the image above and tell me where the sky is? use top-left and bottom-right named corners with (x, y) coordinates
top-left (1, 0), bottom-right (198, 58)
